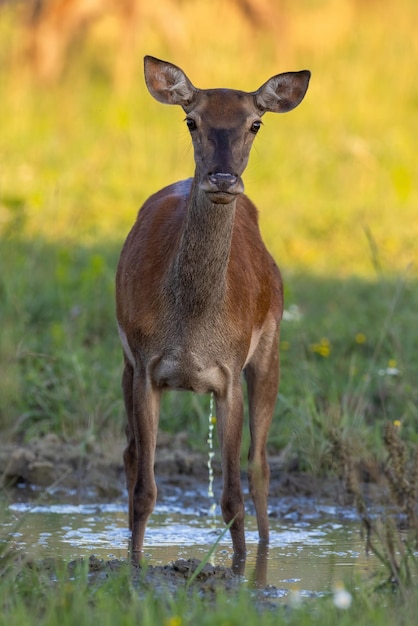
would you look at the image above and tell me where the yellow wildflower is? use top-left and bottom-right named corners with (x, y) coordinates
top-left (310, 337), bottom-right (331, 357)
top-left (319, 338), bottom-right (330, 357)
top-left (355, 332), bottom-right (366, 344)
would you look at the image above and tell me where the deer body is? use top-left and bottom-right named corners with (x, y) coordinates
top-left (116, 56), bottom-right (310, 559)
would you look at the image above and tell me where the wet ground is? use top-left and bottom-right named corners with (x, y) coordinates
top-left (0, 433), bottom-right (385, 602)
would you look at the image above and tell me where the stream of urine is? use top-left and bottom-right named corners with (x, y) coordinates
top-left (207, 394), bottom-right (217, 524)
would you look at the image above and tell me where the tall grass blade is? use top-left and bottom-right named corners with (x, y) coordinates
top-left (186, 519), bottom-right (234, 588)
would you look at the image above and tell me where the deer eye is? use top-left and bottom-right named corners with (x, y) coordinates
top-left (250, 120), bottom-right (262, 134)
top-left (185, 117), bottom-right (197, 131)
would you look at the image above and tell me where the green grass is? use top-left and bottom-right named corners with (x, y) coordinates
top-left (277, 272), bottom-right (418, 472)
top-left (1, 552), bottom-right (418, 626)
top-left (1, 230), bottom-right (417, 473)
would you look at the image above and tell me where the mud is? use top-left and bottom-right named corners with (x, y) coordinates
top-left (0, 432), bottom-right (353, 506)
top-left (18, 553), bottom-right (290, 609)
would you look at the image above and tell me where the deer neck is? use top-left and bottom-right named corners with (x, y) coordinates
top-left (167, 179), bottom-right (236, 317)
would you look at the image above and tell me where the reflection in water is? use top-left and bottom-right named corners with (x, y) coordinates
top-left (3, 498), bottom-right (382, 597)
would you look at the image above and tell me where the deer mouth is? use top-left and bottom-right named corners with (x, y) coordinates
top-left (201, 172), bottom-right (244, 203)
top-left (206, 190), bottom-right (241, 204)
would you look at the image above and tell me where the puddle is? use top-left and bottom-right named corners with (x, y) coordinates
top-left (3, 495), bottom-right (381, 596)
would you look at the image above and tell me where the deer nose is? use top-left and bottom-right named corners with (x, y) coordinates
top-left (208, 172), bottom-right (238, 192)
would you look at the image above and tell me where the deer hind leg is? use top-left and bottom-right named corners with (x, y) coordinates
top-left (244, 329), bottom-right (280, 543)
top-left (122, 358), bottom-right (136, 531)
top-left (215, 381), bottom-right (246, 555)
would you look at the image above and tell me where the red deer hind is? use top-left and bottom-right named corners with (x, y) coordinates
top-left (116, 56), bottom-right (310, 562)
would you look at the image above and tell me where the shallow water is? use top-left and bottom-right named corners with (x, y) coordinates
top-left (4, 493), bottom-right (381, 596)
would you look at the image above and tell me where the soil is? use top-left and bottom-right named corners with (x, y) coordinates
top-left (0, 431), bottom-right (351, 505)
top-left (0, 432), bottom-right (382, 603)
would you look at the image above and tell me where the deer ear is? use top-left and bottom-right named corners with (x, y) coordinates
top-left (144, 56), bottom-right (197, 109)
top-left (254, 70), bottom-right (311, 114)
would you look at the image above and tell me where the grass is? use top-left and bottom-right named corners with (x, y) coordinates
top-left (0, 547), bottom-right (418, 626)
top-left (278, 272), bottom-right (418, 471)
top-left (2, 232), bottom-right (417, 471)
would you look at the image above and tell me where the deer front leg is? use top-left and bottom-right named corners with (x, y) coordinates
top-left (245, 331), bottom-right (279, 543)
top-left (124, 362), bottom-right (161, 560)
top-left (215, 382), bottom-right (246, 555)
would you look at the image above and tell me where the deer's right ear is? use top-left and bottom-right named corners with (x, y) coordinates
top-left (144, 56), bottom-right (197, 110)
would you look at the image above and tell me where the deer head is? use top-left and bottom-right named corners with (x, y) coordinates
top-left (144, 56), bottom-right (310, 205)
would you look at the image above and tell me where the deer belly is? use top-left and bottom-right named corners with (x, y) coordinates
top-left (152, 353), bottom-right (227, 394)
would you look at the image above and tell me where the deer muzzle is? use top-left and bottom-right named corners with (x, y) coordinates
top-left (201, 172), bottom-right (244, 204)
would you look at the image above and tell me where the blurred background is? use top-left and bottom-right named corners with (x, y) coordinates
top-left (0, 0), bottom-right (417, 461)
top-left (0, 0), bottom-right (416, 273)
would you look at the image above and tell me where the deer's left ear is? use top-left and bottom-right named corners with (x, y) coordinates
top-left (254, 70), bottom-right (311, 114)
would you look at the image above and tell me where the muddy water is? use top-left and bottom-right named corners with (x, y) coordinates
top-left (5, 493), bottom-right (380, 596)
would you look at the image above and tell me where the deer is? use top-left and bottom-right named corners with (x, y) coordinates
top-left (115, 56), bottom-right (310, 564)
